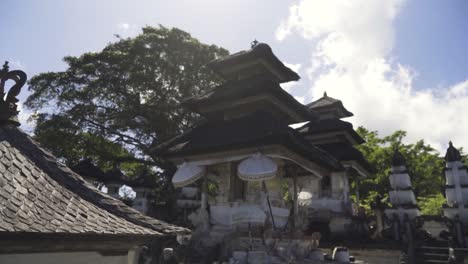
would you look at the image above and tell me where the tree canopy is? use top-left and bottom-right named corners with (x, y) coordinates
top-left (355, 127), bottom-right (466, 215)
top-left (26, 26), bottom-right (228, 179)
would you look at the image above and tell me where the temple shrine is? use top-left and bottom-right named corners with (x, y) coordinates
top-left (157, 42), bottom-right (371, 262)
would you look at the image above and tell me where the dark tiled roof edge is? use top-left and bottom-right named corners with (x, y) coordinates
top-left (3, 127), bottom-right (189, 236)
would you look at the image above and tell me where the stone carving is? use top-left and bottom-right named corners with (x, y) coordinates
top-left (0, 61), bottom-right (27, 125)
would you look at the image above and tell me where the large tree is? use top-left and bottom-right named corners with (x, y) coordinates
top-left (26, 26), bottom-right (228, 179)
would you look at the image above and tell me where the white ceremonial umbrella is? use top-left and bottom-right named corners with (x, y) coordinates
top-left (237, 153), bottom-right (277, 181)
top-left (172, 162), bottom-right (206, 188)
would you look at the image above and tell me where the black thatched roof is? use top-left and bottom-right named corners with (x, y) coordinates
top-left (183, 77), bottom-right (314, 123)
top-left (297, 119), bottom-right (365, 144)
top-left (208, 42), bottom-right (300, 83)
top-left (316, 142), bottom-right (373, 173)
top-left (0, 125), bottom-right (189, 237)
top-left (156, 112), bottom-right (342, 171)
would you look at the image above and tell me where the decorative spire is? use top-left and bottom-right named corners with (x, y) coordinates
top-left (445, 141), bottom-right (462, 162)
top-left (0, 61), bottom-right (27, 126)
top-left (323, 91), bottom-right (328, 97)
top-left (250, 39), bottom-right (259, 48)
top-left (392, 149), bottom-right (406, 167)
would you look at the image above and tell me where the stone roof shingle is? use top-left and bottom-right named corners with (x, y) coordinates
top-left (0, 125), bottom-right (189, 237)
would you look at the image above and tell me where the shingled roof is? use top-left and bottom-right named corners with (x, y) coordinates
top-left (0, 125), bottom-right (189, 237)
top-left (0, 63), bottom-right (188, 241)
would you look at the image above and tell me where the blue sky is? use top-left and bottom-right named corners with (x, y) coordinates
top-left (1, 0), bottom-right (468, 151)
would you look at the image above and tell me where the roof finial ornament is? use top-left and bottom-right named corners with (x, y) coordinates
top-left (251, 39), bottom-right (259, 48)
top-left (0, 61), bottom-right (27, 126)
top-left (324, 91), bottom-right (328, 97)
top-left (445, 141), bottom-right (462, 162)
top-left (1, 61), bottom-right (9, 74)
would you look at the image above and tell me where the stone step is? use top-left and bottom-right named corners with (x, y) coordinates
top-left (415, 260), bottom-right (448, 264)
top-left (416, 246), bottom-right (450, 253)
top-left (415, 252), bottom-right (449, 261)
top-left (415, 246), bottom-right (450, 264)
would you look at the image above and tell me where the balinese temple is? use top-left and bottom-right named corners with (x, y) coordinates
top-left (157, 43), bottom-right (370, 261)
top-left (443, 142), bottom-right (468, 247)
top-left (384, 150), bottom-right (420, 240)
top-left (296, 92), bottom-right (372, 234)
top-left (0, 62), bottom-right (189, 264)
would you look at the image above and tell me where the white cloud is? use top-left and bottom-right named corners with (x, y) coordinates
top-left (281, 62), bottom-right (302, 93)
top-left (17, 103), bottom-right (35, 134)
top-left (116, 22), bottom-right (140, 37)
top-left (294, 96), bottom-right (305, 104)
top-left (277, 0), bottom-right (468, 153)
top-left (117, 23), bottom-right (130, 31)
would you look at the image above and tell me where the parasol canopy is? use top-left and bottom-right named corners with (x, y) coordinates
top-left (237, 153), bottom-right (277, 181)
top-left (172, 162), bottom-right (205, 188)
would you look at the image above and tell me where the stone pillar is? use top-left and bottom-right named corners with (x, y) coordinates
top-left (385, 150), bottom-right (420, 239)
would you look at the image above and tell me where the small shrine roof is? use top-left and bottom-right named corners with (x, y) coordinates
top-left (102, 168), bottom-right (128, 184)
top-left (126, 170), bottom-right (158, 189)
top-left (297, 119), bottom-right (365, 144)
top-left (306, 92), bottom-right (353, 119)
top-left (70, 158), bottom-right (107, 181)
top-left (208, 42), bottom-right (300, 83)
top-left (72, 160), bottom-right (129, 185)
top-left (156, 112), bottom-right (342, 171)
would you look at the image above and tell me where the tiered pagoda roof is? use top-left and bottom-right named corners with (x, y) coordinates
top-left (298, 92), bottom-right (371, 176)
top-left (158, 43), bottom-right (348, 177)
top-left (183, 77), bottom-right (314, 124)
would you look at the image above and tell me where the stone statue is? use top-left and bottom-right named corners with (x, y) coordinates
top-left (0, 61), bottom-right (27, 125)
